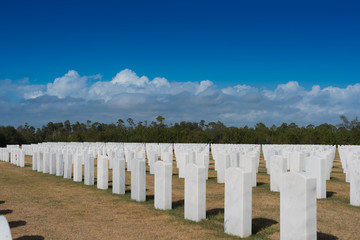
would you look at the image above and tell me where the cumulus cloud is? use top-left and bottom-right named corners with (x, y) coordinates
top-left (45, 70), bottom-right (101, 99)
top-left (0, 69), bottom-right (359, 127)
top-left (263, 81), bottom-right (303, 100)
top-left (151, 77), bottom-right (171, 89)
top-left (196, 80), bottom-right (213, 94)
top-left (111, 68), bottom-right (149, 87)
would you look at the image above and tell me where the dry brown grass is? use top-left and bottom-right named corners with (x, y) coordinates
top-left (0, 149), bottom-right (359, 240)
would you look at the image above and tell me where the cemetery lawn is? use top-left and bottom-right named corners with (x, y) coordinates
top-left (0, 150), bottom-right (359, 240)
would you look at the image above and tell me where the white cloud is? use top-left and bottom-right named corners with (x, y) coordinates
top-left (1, 69), bottom-right (360, 127)
top-left (322, 83), bottom-right (360, 100)
top-left (111, 68), bottom-right (149, 87)
top-left (0, 78), bottom-right (45, 100)
top-left (24, 90), bottom-right (44, 99)
top-left (86, 70), bottom-right (213, 101)
top-left (46, 70), bottom-right (89, 99)
top-left (150, 77), bottom-right (171, 88)
top-left (308, 85), bottom-right (321, 96)
top-left (263, 81), bottom-right (303, 100)
top-left (222, 84), bottom-right (255, 96)
top-left (196, 80), bottom-right (214, 94)
top-left (86, 69), bottom-right (173, 101)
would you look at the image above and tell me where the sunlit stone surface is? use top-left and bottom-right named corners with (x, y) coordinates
top-left (131, 158), bottom-right (146, 202)
top-left (224, 167), bottom-right (252, 238)
top-left (63, 153), bottom-right (73, 179)
top-left (113, 157), bottom-right (125, 194)
top-left (350, 157), bottom-right (360, 206)
top-left (56, 152), bottom-right (64, 177)
top-left (73, 154), bottom-right (83, 182)
top-left (217, 153), bottom-right (231, 183)
top-left (270, 155), bottom-right (287, 192)
top-left (49, 152), bottom-right (56, 174)
top-left (97, 155), bottom-right (109, 190)
top-left (154, 160), bottom-right (172, 210)
top-left (84, 154), bottom-right (94, 185)
top-left (308, 156), bottom-right (326, 199)
top-left (0, 216), bottom-right (12, 240)
top-left (184, 163), bottom-right (206, 222)
top-left (32, 151), bottom-right (38, 170)
top-left (280, 172), bottom-right (317, 240)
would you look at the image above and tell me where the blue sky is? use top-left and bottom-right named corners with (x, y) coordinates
top-left (1, 0), bottom-right (359, 127)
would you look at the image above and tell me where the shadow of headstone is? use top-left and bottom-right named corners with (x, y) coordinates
top-left (9, 220), bottom-right (27, 228)
top-left (146, 195), bottom-right (154, 201)
top-left (252, 218), bottom-right (278, 234)
top-left (326, 191), bottom-right (336, 198)
top-left (206, 208), bottom-right (224, 218)
top-left (318, 232), bottom-right (338, 240)
top-left (257, 182), bottom-right (267, 186)
top-left (14, 236), bottom-right (45, 240)
top-left (172, 199), bottom-right (184, 209)
top-left (0, 209), bottom-right (13, 215)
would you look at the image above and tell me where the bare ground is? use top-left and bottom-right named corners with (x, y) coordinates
top-left (0, 149), bottom-right (359, 240)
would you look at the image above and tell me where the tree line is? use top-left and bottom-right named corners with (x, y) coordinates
top-left (0, 115), bottom-right (359, 147)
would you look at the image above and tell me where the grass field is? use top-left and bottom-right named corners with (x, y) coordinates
top-left (1, 149), bottom-right (359, 239)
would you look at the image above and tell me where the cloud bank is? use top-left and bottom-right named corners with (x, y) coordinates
top-left (1, 69), bottom-right (359, 127)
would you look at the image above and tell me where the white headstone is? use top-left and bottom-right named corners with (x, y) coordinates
top-left (4, 149), bottom-right (9, 162)
top-left (243, 155), bottom-right (257, 187)
top-left (184, 163), bottom-right (206, 222)
top-left (350, 158), bottom-right (360, 206)
top-left (131, 158), bottom-right (146, 202)
top-left (224, 167), bottom-right (252, 238)
top-left (73, 155), bottom-right (83, 182)
top-left (266, 149), bottom-right (277, 174)
top-left (230, 152), bottom-right (240, 167)
top-left (126, 151), bottom-right (135, 172)
top-left (97, 156), bottom-right (109, 190)
top-left (43, 152), bottom-right (49, 173)
top-left (108, 150), bottom-right (115, 169)
top-left (130, 158), bottom-right (138, 200)
top-left (63, 153), bottom-right (73, 179)
top-left (19, 150), bottom-right (25, 167)
top-left (148, 153), bottom-right (157, 174)
top-left (270, 155), bottom-right (287, 192)
top-left (217, 154), bottom-right (231, 183)
top-left (178, 153), bottom-right (190, 179)
top-left (280, 172), bottom-right (317, 240)
top-left (0, 216), bottom-right (12, 240)
top-left (84, 155), bottom-right (94, 185)
top-left (346, 169), bottom-right (351, 183)
top-left (113, 157), bottom-right (126, 194)
top-left (290, 151), bottom-right (305, 172)
top-left (163, 152), bottom-right (173, 164)
top-left (82, 150), bottom-right (88, 165)
top-left (154, 161), bottom-right (172, 210)
top-left (196, 153), bottom-right (209, 180)
top-left (37, 152), bottom-right (43, 172)
top-left (49, 152), bottom-right (56, 174)
top-left (32, 151), bottom-right (38, 170)
top-left (308, 156), bottom-right (326, 199)
top-left (56, 152), bottom-right (64, 177)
